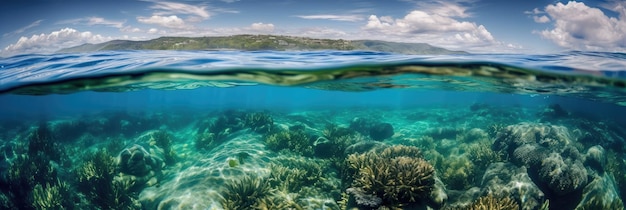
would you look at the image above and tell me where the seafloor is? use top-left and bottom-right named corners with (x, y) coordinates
top-left (0, 103), bottom-right (625, 210)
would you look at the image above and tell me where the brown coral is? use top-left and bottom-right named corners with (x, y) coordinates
top-left (467, 194), bottom-right (519, 210)
top-left (346, 145), bottom-right (435, 208)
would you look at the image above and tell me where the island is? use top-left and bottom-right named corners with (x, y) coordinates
top-left (58, 35), bottom-right (467, 55)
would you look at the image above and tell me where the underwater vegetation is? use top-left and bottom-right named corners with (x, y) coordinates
top-left (345, 145), bottom-right (436, 209)
top-left (220, 175), bottom-right (273, 210)
top-left (1, 104), bottom-right (626, 209)
top-left (265, 126), bottom-right (314, 157)
top-left (195, 111), bottom-right (274, 151)
top-left (76, 149), bottom-right (140, 209)
top-left (464, 194), bottom-right (519, 210)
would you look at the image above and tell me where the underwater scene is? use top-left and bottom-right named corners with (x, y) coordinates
top-left (1, 50), bottom-right (626, 210)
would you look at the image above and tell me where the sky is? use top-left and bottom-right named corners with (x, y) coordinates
top-left (1, 0), bottom-right (625, 56)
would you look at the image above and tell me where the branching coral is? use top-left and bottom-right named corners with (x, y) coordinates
top-left (149, 130), bottom-right (176, 165)
top-left (439, 155), bottom-right (475, 190)
top-left (244, 112), bottom-right (274, 134)
top-left (268, 157), bottom-right (327, 193)
top-left (315, 124), bottom-right (363, 159)
top-left (31, 180), bottom-right (71, 209)
top-left (467, 140), bottom-right (504, 174)
top-left (76, 149), bottom-right (139, 209)
top-left (466, 194), bottom-right (519, 210)
top-left (210, 110), bottom-right (246, 135)
top-left (265, 128), bottom-right (313, 156)
top-left (346, 145), bottom-right (435, 208)
top-left (221, 175), bottom-right (273, 210)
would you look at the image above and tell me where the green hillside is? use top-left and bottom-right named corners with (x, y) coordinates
top-left (58, 34), bottom-right (467, 54)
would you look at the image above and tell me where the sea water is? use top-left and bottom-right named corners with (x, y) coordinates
top-left (0, 50), bottom-right (625, 210)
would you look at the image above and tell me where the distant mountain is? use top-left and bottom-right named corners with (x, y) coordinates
top-left (58, 35), bottom-right (467, 55)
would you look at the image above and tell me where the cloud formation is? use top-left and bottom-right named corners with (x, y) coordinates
top-left (362, 6), bottom-right (495, 50)
top-left (297, 15), bottom-right (363, 22)
top-left (2, 28), bottom-right (111, 56)
top-left (3, 19), bottom-right (43, 37)
top-left (538, 1), bottom-right (626, 51)
top-left (250, 22), bottom-right (275, 33)
top-left (150, 1), bottom-right (210, 19)
top-left (137, 15), bottom-right (188, 29)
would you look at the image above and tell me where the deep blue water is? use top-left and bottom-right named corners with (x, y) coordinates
top-left (1, 50), bottom-right (626, 209)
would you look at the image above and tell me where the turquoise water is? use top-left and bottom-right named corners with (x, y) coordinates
top-left (0, 50), bottom-right (625, 209)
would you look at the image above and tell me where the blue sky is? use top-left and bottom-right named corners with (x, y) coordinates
top-left (1, 0), bottom-right (625, 56)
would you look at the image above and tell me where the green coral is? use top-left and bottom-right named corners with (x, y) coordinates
top-left (466, 194), bottom-right (519, 210)
top-left (149, 130), bottom-right (177, 165)
top-left (194, 132), bottom-right (220, 151)
top-left (31, 181), bottom-right (71, 209)
top-left (221, 175), bottom-right (273, 210)
top-left (75, 149), bottom-right (139, 209)
top-left (268, 157), bottom-right (330, 194)
top-left (265, 128), bottom-right (313, 156)
top-left (439, 155), bottom-right (475, 190)
top-left (315, 124), bottom-right (362, 159)
top-left (345, 145), bottom-right (435, 209)
top-left (244, 112), bottom-right (274, 133)
top-left (466, 140), bottom-right (504, 176)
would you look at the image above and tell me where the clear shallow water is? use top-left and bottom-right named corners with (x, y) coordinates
top-left (0, 50), bottom-right (625, 209)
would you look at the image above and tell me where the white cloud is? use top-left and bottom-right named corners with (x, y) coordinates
top-left (362, 9), bottom-right (496, 50)
top-left (524, 8), bottom-right (543, 15)
top-left (416, 0), bottom-right (472, 18)
top-left (137, 15), bottom-right (188, 29)
top-left (249, 22), bottom-right (275, 33)
top-left (1, 28), bottom-right (112, 56)
top-left (296, 15), bottom-right (363, 22)
top-left (86, 17), bottom-right (124, 28)
top-left (538, 1), bottom-right (626, 51)
top-left (3, 20), bottom-right (43, 37)
top-left (147, 28), bottom-right (159, 34)
top-left (121, 26), bottom-right (142, 33)
top-left (150, 1), bottom-right (210, 20)
top-left (533, 15), bottom-right (550, 23)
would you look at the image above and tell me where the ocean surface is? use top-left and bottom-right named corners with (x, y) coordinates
top-left (0, 50), bottom-right (625, 210)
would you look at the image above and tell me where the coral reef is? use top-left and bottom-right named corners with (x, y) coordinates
top-left (538, 152), bottom-right (588, 196)
top-left (118, 144), bottom-right (163, 177)
top-left (265, 128), bottom-right (314, 156)
top-left (466, 194), bottom-right (519, 210)
top-left (480, 163), bottom-right (545, 210)
top-left (314, 124), bottom-right (363, 159)
top-left (493, 123), bottom-right (576, 156)
top-left (576, 174), bottom-right (624, 210)
top-left (76, 149), bottom-right (140, 209)
top-left (243, 112), bottom-right (274, 134)
top-left (220, 175), bottom-right (273, 210)
top-left (346, 145), bottom-right (435, 209)
top-left (194, 132), bottom-right (220, 151)
top-left (440, 155), bottom-right (476, 190)
top-left (369, 123), bottom-right (394, 141)
top-left (349, 118), bottom-right (395, 141)
top-left (268, 156), bottom-right (329, 193)
top-left (147, 130), bottom-right (177, 165)
top-left (31, 181), bottom-right (72, 209)
top-left (466, 140), bottom-right (504, 177)
top-left (512, 143), bottom-right (549, 167)
top-left (585, 145), bottom-right (606, 174)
